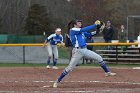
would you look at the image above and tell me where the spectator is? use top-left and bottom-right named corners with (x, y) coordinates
top-left (118, 25), bottom-right (127, 54)
top-left (137, 32), bottom-right (140, 53)
top-left (102, 20), bottom-right (114, 50)
top-left (129, 39), bottom-right (135, 48)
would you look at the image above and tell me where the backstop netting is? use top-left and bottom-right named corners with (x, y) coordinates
top-left (127, 15), bottom-right (140, 40)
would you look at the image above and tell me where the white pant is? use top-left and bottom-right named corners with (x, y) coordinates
top-left (65, 48), bottom-right (103, 72)
top-left (47, 43), bottom-right (58, 59)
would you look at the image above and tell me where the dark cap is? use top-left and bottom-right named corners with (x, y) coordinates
top-left (71, 19), bottom-right (82, 24)
top-left (75, 19), bottom-right (82, 23)
top-left (68, 19), bottom-right (82, 29)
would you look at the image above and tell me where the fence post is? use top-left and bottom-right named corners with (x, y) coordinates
top-left (23, 46), bottom-right (25, 64)
top-left (116, 45), bottom-right (118, 64)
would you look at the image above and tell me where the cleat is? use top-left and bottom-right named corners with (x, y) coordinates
top-left (52, 66), bottom-right (59, 69)
top-left (53, 81), bottom-right (58, 88)
top-left (105, 72), bottom-right (116, 77)
top-left (46, 65), bottom-right (51, 69)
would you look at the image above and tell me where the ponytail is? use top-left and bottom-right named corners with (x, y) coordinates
top-left (67, 20), bottom-right (75, 34)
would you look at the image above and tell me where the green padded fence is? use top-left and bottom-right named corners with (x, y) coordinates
top-left (0, 35), bottom-right (8, 43)
top-left (7, 35), bottom-right (17, 43)
top-left (0, 34), bottom-right (45, 43)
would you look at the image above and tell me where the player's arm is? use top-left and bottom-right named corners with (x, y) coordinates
top-left (84, 31), bottom-right (97, 37)
top-left (43, 39), bottom-right (48, 47)
top-left (72, 20), bottom-right (100, 35)
top-left (47, 34), bottom-right (54, 40)
top-left (80, 20), bottom-right (100, 32)
top-left (84, 32), bottom-right (92, 37)
top-left (59, 35), bottom-right (65, 46)
top-left (71, 25), bottom-right (96, 35)
top-left (43, 34), bottom-right (54, 47)
top-left (80, 24), bottom-right (96, 32)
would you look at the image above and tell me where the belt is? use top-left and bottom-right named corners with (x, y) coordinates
top-left (75, 46), bottom-right (86, 49)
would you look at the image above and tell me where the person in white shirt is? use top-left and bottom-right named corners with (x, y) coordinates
top-left (137, 32), bottom-right (140, 53)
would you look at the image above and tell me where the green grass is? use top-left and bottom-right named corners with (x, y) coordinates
top-left (58, 47), bottom-right (69, 59)
top-left (83, 63), bottom-right (140, 67)
top-left (0, 63), bottom-right (46, 67)
top-left (0, 63), bottom-right (140, 67)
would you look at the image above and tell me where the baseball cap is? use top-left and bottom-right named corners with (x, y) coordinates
top-left (72, 19), bottom-right (82, 24)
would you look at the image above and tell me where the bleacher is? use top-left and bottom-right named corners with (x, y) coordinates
top-left (96, 40), bottom-right (140, 64)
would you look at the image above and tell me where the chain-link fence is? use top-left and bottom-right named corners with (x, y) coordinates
top-left (0, 42), bottom-right (139, 64)
top-left (0, 46), bottom-right (69, 64)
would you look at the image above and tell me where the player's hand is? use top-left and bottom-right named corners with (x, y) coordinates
top-left (57, 42), bottom-right (65, 47)
top-left (42, 45), bottom-right (45, 48)
top-left (95, 20), bottom-right (101, 25)
top-left (61, 42), bottom-right (65, 47)
top-left (58, 43), bottom-right (65, 47)
top-left (57, 44), bottom-right (61, 47)
top-left (42, 44), bottom-right (47, 48)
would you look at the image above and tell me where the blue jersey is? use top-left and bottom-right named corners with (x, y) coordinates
top-left (46, 34), bottom-right (63, 45)
top-left (70, 24), bottom-right (96, 48)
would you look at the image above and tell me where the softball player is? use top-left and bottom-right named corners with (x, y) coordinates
top-left (43, 28), bottom-right (64, 69)
top-left (53, 20), bottom-right (116, 88)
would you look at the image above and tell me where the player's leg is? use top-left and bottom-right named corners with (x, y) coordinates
top-left (57, 48), bottom-right (83, 82)
top-left (53, 48), bottom-right (83, 87)
top-left (46, 43), bottom-right (53, 68)
top-left (52, 45), bottom-right (59, 69)
top-left (84, 49), bottom-right (116, 76)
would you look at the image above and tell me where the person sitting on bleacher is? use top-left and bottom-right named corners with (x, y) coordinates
top-left (118, 25), bottom-right (127, 54)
